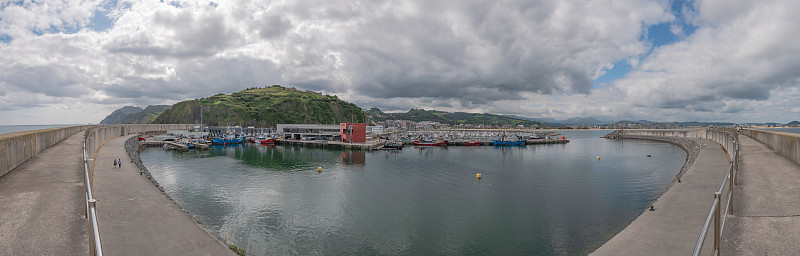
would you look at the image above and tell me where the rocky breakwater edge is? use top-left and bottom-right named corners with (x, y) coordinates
top-left (603, 130), bottom-right (701, 210)
top-left (123, 136), bottom-right (231, 243)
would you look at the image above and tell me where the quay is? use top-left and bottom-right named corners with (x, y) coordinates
top-left (2, 125), bottom-right (800, 255)
top-left (592, 129), bottom-right (730, 255)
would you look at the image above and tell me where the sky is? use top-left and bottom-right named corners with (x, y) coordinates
top-left (1, 0), bottom-right (799, 125)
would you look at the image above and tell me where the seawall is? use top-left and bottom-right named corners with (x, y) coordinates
top-left (741, 129), bottom-right (800, 166)
top-left (603, 130), bottom-right (701, 198)
top-left (0, 125), bottom-right (89, 178)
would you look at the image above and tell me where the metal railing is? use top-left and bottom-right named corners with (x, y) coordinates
top-left (692, 131), bottom-right (739, 256)
top-left (83, 137), bottom-right (103, 256)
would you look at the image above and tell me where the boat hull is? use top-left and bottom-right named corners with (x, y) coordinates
top-left (212, 136), bottom-right (247, 145)
top-left (259, 138), bottom-right (276, 144)
top-left (493, 140), bottom-right (527, 146)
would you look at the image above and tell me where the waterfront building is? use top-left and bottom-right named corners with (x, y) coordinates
top-left (340, 123), bottom-right (366, 143)
top-left (366, 125), bottom-right (384, 134)
top-left (277, 124), bottom-right (341, 140)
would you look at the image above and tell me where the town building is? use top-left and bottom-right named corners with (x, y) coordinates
top-left (340, 123), bottom-right (366, 143)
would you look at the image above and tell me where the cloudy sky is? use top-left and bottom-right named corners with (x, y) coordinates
top-left (1, 0), bottom-right (799, 125)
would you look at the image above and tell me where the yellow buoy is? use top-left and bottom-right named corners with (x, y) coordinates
top-left (317, 166), bottom-right (322, 172)
top-left (597, 155), bottom-right (600, 160)
top-left (476, 173), bottom-right (482, 180)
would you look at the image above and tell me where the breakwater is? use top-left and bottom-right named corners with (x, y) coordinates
top-left (603, 130), bottom-right (700, 184)
top-left (0, 125), bottom-right (89, 178)
top-left (742, 129), bottom-right (800, 166)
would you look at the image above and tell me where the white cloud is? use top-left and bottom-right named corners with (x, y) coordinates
top-left (612, 0), bottom-right (800, 122)
top-left (1, 0), bottom-right (799, 125)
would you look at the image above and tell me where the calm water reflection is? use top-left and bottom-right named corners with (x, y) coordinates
top-left (141, 130), bottom-right (685, 255)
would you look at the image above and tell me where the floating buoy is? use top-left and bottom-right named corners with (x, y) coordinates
top-left (317, 166), bottom-right (322, 172)
top-left (597, 156), bottom-right (600, 160)
top-left (476, 173), bottom-right (482, 180)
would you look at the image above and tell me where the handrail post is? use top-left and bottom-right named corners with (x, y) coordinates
top-left (715, 192), bottom-right (722, 255)
top-left (728, 168), bottom-right (733, 215)
top-left (734, 146), bottom-right (739, 185)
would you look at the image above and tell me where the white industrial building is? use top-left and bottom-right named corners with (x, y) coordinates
top-left (276, 124), bottom-right (341, 140)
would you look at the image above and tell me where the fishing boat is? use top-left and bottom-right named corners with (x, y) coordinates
top-left (413, 140), bottom-right (448, 146)
top-left (259, 138), bottom-right (277, 144)
top-left (212, 134), bottom-right (247, 145)
top-left (383, 140), bottom-right (404, 149)
top-left (493, 135), bottom-right (526, 146)
top-left (492, 140), bottom-right (526, 146)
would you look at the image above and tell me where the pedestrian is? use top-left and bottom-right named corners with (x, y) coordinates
top-left (114, 159), bottom-right (117, 168)
top-left (118, 159), bottom-right (122, 168)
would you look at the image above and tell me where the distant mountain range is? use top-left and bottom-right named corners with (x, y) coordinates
top-left (366, 108), bottom-right (537, 127)
top-left (99, 105), bottom-right (171, 124)
top-left (98, 87), bottom-right (800, 128)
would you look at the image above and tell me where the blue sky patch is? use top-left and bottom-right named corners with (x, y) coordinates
top-left (0, 34), bottom-right (11, 44)
top-left (594, 60), bottom-right (631, 87)
top-left (591, 0), bottom-right (698, 87)
top-left (88, 10), bottom-right (115, 31)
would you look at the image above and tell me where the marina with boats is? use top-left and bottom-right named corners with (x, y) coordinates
top-left (141, 128), bottom-right (570, 152)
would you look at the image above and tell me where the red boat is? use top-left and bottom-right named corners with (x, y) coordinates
top-left (260, 138), bottom-right (276, 144)
top-left (413, 140), bottom-right (448, 146)
top-left (461, 141), bottom-right (480, 146)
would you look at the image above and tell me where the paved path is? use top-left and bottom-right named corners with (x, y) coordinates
top-left (93, 135), bottom-right (234, 256)
top-left (721, 135), bottom-right (800, 255)
top-left (592, 138), bottom-right (730, 255)
top-left (0, 132), bottom-right (88, 255)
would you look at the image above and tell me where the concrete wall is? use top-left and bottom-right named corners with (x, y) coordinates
top-left (0, 125), bottom-right (90, 178)
top-left (84, 124), bottom-right (193, 180)
top-left (0, 124), bottom-right (194, 180)
top-left (742, 129), bottom-right (800, 166)
top-left (612, 129), bottom-right (738, 159)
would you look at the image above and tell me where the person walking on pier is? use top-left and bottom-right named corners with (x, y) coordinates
top-left (118, 158), bottom-right (122, 168)
top-left (113, 159), bottom-right (117, 168)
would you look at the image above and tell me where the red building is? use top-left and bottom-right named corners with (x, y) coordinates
top-left (340, 123), bottom-right (366, 143)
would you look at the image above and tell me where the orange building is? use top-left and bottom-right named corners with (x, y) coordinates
top-left (340, 123), bottom-right (366, 143)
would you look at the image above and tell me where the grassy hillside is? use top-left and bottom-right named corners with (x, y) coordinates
top-left (152, 85), bottom-right (366, 126)
top-left (366, 108), bottom-right (537, 127)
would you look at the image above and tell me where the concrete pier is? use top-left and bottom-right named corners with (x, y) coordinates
top-left (593, 134), bottom-right (731, 255)
top-left (0, 132), bottom-right (88, 255)
top-left (721, 134), bottom-right (800, 255)
top-left (93, 135), bottom-right (234, 255)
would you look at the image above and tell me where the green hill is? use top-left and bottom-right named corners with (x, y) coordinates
top-left (152, 85), bottom-right (366, 126)
top-left (366, 108), bottom-right (537, 127)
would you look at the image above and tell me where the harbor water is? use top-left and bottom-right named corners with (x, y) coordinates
top-left (141, 130), bottom-right (686, 255)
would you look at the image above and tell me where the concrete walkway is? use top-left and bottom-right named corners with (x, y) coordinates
top-left (0, 132), bottom-right (88, 255)
top-left (592, 138), bottom-right (730, 255)
top-left (721, 135), bottom-right (800, 255)
top-left (93, 135), bottom-right (234, 256)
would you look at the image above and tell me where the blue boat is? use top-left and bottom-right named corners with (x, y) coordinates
top-left (212, 134), bottom-right (247, 145)
top-left (492, 140), bottom-right (527, 146)
top-left (493, 135), bottom-right (526, 146)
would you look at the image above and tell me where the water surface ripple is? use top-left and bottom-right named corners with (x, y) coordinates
top-left (141, 130), bottom-right (685, 255)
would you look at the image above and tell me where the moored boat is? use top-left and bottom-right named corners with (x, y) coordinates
top-left (384, 140), bottom-right (404, 149)
top-left (212, 134), bottom-right (247, 145)
top-left (492, 140), bottom-right (526, 146)
top-left (260, 138), bottom-right (276, 144)
top-left (461, 141), bottom-right (481, 146)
